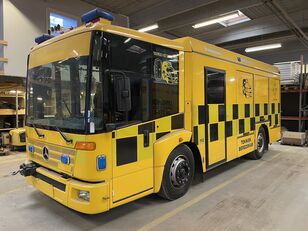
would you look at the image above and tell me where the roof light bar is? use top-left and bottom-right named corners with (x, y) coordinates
top-left (245, 43), bottom-right (282, 53)
top-left (35, 34), bottom-right (54, 44)
top-left (193, 12), bottom-right (240, 29)
top-left (138, 24), bottom-right (159, 33)
top-left (81, 8), bottom-right (114, 24)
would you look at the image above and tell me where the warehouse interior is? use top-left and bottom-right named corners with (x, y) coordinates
top-left (0, 0), bottom-right (307, 230)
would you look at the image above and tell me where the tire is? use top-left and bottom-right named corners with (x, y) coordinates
top-left (158, 144), bottom-right (195, 200)
top-left (247, 126), bottom-right (268, 160)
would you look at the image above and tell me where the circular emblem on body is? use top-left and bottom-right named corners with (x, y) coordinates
top-left (42, 146), bottom-right (49, 160)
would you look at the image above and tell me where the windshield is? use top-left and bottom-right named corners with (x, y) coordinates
top-left (27, 31), bottom-right (180, 134)
top-left (27, 56), bottom-right (88, 133)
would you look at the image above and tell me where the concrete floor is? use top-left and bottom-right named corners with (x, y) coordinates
top-left (0, 143), bottom-right (308, 231)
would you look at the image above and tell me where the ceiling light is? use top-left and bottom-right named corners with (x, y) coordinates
top-left (138, 24), bottom-right (159, 32)
top-left (219, 11), bottom-right (250, 27)
top-left (245, 43), bottom-right (282, 53)
top-left (124, 38), bottom-right (131, 43)
top-left (192, 12), bottom-right (240, 29)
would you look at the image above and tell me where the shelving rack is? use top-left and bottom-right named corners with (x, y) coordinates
top-left (0, 80), bottom-right (26, 132)
top-left (278, 56), bottom-right (308, 132)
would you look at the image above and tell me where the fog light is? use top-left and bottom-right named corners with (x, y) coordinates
top-left (97, 155), bottom-right (106, 170)
top-left (78, 190), bottom-right (90, 201)
top-left (28, 145), bottom-right (34, 153)
top-left (61, 154), bottom-right (70, 165)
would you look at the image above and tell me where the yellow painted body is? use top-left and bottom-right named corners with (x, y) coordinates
top-left (9, 128), bottom-right (26, 147)
top-left (25, 18), bottom-right (280, 214)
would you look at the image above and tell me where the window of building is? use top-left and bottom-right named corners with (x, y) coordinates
top-left (48, 11), bottom-right (78, 35)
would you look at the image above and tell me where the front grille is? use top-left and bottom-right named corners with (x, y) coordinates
top-left (19, 132), bottom-right (26, 142)
top-left (27, 138), bottom-right (76, 175)
top-left (33, 172), bottom-right (66, 191)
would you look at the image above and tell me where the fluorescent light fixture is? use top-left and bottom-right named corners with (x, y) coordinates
top-left (193, 12), bottom-right (240, 29)
top-left (245, 43), bottom-right (282, 53)
top-left (124, 38), bottom-right (131, 43)
top-left (138, 24), bottom-right (158, 32)
top-left (219, 11), bottom-right (250, 27)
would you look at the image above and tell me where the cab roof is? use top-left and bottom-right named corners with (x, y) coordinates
top-left (31, 19), bottom-right (279, 75)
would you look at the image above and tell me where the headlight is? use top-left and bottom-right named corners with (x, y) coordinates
top-left (78, 190), bottom-right (90, 201)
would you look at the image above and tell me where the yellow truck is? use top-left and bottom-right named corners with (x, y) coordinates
top-left (19, 9), bottom-right (281, 214)
top-left (9, 128), bottom-right (26, 150)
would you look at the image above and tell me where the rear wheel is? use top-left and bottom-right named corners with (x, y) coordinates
top-left (158, 144), bottom-right (195, 200)
top-left (247, 126), bottom-right (268, 160)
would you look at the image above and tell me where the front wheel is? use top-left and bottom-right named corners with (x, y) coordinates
top-left (158, 144), bottom-right (195, 200)
top-left (247, 127), bottom-right (268, 160)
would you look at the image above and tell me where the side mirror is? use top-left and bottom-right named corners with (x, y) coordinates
top-left (114, 74), bottom-right (131, 112)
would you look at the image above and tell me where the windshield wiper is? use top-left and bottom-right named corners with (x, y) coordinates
top-left (62, 99), bottom-right (72, 116)
top-left (55, 126), bottom-right (73, 144)
top-left (32, 124), bottom-right (45, 138)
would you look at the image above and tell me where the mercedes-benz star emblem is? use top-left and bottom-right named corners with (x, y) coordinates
top-left (42, 146), bottom-right (49, 161)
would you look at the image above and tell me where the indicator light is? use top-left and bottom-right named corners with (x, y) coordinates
top-left (28, 145), bottom-right (34, 153)
top-left (75, 142), bottom-right (96, 151)
top-left (61, 154), bottom-right (70, 165)
top-left (97, 155), bottom-right (106, 170)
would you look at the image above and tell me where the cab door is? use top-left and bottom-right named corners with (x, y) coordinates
top-left (112, 122), bottom-right (154, 204)
top-left (204, 67), bottom-right (226, 169)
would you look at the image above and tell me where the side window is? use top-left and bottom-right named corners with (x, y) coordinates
top-left (206, 69), bottom-right (225, 104)
top-left (108, 34), bottom-right (152, 123)
top-left (106, 33), bottom-right (179, 125)
top-left (152, 45), bottom-right (179, 119)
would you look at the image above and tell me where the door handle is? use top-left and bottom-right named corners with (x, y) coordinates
top-left (143, 130), bottom-right (150, 147)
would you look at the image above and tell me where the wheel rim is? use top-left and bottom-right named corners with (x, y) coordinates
top-left (257, 132), bottom-right (265, 153)
top-left (170, 155), bottom-right (190, 188)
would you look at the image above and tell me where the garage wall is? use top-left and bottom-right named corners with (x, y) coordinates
top-left (2, 0), bottom-right (128, 78)
top-left (0, 0), bottom-right (3, 39)
top-left (0, 0), bottom-right (3, 72)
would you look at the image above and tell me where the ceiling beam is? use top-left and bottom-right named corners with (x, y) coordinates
top-left (220, 29), bottom-right (308, 50)
top-left (130, 0), bottom-right (218, 27)
top-left (263, 0), bottom-right (308, 48)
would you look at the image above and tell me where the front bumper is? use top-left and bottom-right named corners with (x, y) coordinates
top-left (26, 166), bottom-right (110, 214)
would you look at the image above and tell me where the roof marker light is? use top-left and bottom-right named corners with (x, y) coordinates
top-left (81, 8), bottom-right (114, 24)
top-left (35, 34), bottom-right (54, 44)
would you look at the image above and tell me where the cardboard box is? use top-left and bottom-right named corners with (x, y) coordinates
top-left (281, 131), bottom-right (306, 146)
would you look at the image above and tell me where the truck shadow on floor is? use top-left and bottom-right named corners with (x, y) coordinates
top-left (27, 153), bottom-right (275, 230)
